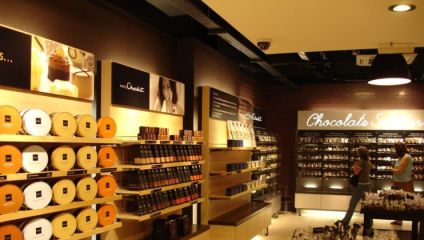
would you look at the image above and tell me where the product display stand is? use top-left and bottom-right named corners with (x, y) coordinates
top-left (99, 61), bottom-right (209, 240)
top-left (200, 86), bottom-right (272, 240)
top-left (0, 86), bottom-right (122, 240)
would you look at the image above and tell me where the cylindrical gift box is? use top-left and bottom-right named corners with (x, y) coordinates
top-left (98, 146), bottom-right (116, 168)
top-left (0, 105), bottom-right (22, 134)
top-left (20, 109), bottom-right (51, 136)
top-left (75, 114), bottom-right (97, 138)
top-left (97, 204), bottom-right (116, 227)
top-left (0, 224), bottom-right (22, 240)
top-left (0, 184), bottom-right (24, 214)
top-left (51, 179), bottom-right (76, 205)
top-left (74, 208), bottom-right (98, 232)
top-left (76, 146), bottom-right (97, 169)
top-left (21, 181), bottom-right (52, 210)
top-left (20, 218), bottom-right (53, 240)
top-left (51, 145), bottom-right (76, 171)
top-left (50, 112), bottom-right (77, 137)
top-left (96, 175), bottom-right (117, 197)
top-left (21, 145), bottom-right (48, 173)
top-left (0, 145), bottom-right (22, 174)
top-left (75, 177), bottom-right (98, 201)
top-left (51, 212), bottom-right (77, 239)
top-left (97, 117), bottom-right (117, 138)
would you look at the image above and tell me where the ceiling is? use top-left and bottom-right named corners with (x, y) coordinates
top-left (106, 0), bottom-right (424, 87)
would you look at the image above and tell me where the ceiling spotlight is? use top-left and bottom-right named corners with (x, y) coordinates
top-left (298, 52), bottom-right (310, 61)
top-left (368, 54), bottom-right (411, 86)
top-left (388, 4), bottom-right (416, 12)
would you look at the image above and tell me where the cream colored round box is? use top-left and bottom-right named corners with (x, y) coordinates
top-left (20, 218), bottom-right (53, 240)
top-left (22, 145), bottom-right (48, 173)
top-left (20, 109), bottom-right (51, 136)
top-left (21, 181), bottom-right (52, 210)
top-left (76, 146), bottom-right (97, 169)
top-left (75, 114), bottom-right (97, 138)
top-left (50, 112), bottom-right (77, 137)
top-left (51, 145), bottom-right (76, 171)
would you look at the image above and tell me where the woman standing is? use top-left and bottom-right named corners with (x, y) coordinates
top-left (390, 142), bottom-right (414, 225)
top-left (340, 146), bottom-right (372, 224)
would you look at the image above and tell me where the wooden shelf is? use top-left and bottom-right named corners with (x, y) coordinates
top-left (0, 195), bottom-right (122, 223)
top-left (140, 224), bottom-right (210, 240)
top-left (121, 140), bottom-right (204, 145)
top-left (62, 222), bottom-right (122, 240)
top-left (0, 168), bottom-right (117, 182)
top-left (209, 147), bottom-right (267, 151)
top-left (116, 198), bottom-right (205, 221)
top-left (0, 135), bottom-right (122, 144)
top-left (209, 184), bottom-right (268, 200)
top-left (116, 180), bottom-right (205, 195)
top-left (209, 167), bottom-right (262, 176)
top-left (116, 161), bottom-right (205, 171)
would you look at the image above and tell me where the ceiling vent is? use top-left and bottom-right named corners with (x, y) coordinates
top-left (356, 53), bottom-right (417, 66)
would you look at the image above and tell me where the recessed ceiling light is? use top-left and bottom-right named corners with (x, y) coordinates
top-left (388, 4), bottom-right (416, 12)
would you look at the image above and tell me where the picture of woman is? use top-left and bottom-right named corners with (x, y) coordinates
top-left (151, 76), bottom-right (184, 115)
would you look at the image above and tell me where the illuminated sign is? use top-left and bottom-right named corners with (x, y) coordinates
top-left (298, 110), bottom-right (424, 130)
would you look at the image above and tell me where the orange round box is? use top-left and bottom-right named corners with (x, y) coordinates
top-left (0, 145), bottom-right (22, 174)
top-left (97, 204), bottom-right (117, 226)
top-left (0, 105), bottom-right (22, 135)
top-left (97, 117), bottom-right (117, 138)
top-left (98, 146), bottom-right (116, 168)
top-left (96, 175), bottom-right (117, 197)
top-left (0, 224), bottom-right (22, 240)
top-left (0, 184), bottom-right (24, 215)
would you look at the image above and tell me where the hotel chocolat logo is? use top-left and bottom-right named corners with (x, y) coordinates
top-left (36, 190), bottom-right (42, 198)
top-left (63, 120), bottom-right (68, 127)
top-left (5, 155), bottom-right (11, 162)
top-left (86, 184), bottom-right (90, 191)
top-left (5, 115), bottom-right (11, 123)
top-left (33, 154), bottom-right (38, 161)
top-left (5, 194), bottom-right (12, 201)
top-left (111, 62), bottom-right (150, 110)
top-left (87, 153), bottom-right (91, 160)
top-left (119, 82), bottom-right (145, 93)
top-left (63, 154), bottom-right (67, 160)
top-left (36, 227), bottom-right (42, 234)
top-left (62, 221), bottom-right (68, 228)
top-left (36, 118), bottom-right (41, 125)
top-left (63, 187), bottom-right (68, 194)
top-left (86, 122), bottom-right (90, 128)
top-left (106, 124), bottom-right (110, 130)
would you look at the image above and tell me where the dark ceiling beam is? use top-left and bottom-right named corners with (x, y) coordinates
top-left (167, 0), bottom-right (298, 89)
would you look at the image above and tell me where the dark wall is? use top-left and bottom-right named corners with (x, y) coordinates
top-left (0, 0), bottom-right (177, 79)
top-left (265, 82), bottom-right (424, 210)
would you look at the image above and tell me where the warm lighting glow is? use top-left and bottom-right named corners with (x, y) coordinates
top-left (305, 184), bottom-right (317, 188)
top-left (415, 188), bottom-right (422, 192)
top-left (389, 4), bottom-right (416, 12)
top-left (301, 210), bottom-right (362, 218)
top-left (368, 78), bottom-right (411, 86)
top-left (368, 54), bottom-right (411, 86)
top-left (330, 186), bottom-right (343, 189)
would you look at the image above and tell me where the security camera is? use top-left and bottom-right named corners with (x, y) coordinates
top-left (257, 38), bottom-right (272, 51)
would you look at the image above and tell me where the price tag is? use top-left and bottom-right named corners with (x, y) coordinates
top-left (27, 172), bottom-right (52, 179)
top-left (186, 141), bottom-right (194, 145)
top-left (151, 164), bottom-right (163, 169)
top-left (196, 142), bottom-right (204, 145)
top-left (0, 175), bottom-right (7, 181)
top-left (101, 168), bottom-right (117, 172)
top-left (150, 212), bottom-right (161, 218)
top-left (151, 188), bottom-right (162, 193)
top-left (160, 141), bottom-right (170, 144)
top-left (145, 140), bottom-right (156, 144)
top-left (191, 161), bottom-right (199, 165)
top-left (67, 170), bottom-right (88, 175)
top-left (173, 141), bottom-right (182, 145)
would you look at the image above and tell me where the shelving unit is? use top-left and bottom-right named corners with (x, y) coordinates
top-left (199, 86), bottom-right (271, 240)
top-left (295, 129), bottom-right (424, 213)
top-left (116, 161), bottom-right (205, 171)
top-left (0, 195), bottom-right (121, 223)
top-left (62, 223), bottom-right (122, 240)
top-left (209, 184), bottom-right (268, 200)
top-left (116, 180), bottom-right (205, 195)
top-left (117, 198), bottom-right (205, 221)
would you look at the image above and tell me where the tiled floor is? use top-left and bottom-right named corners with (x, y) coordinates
top-left (252, 210), bottom-right (413, 240)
